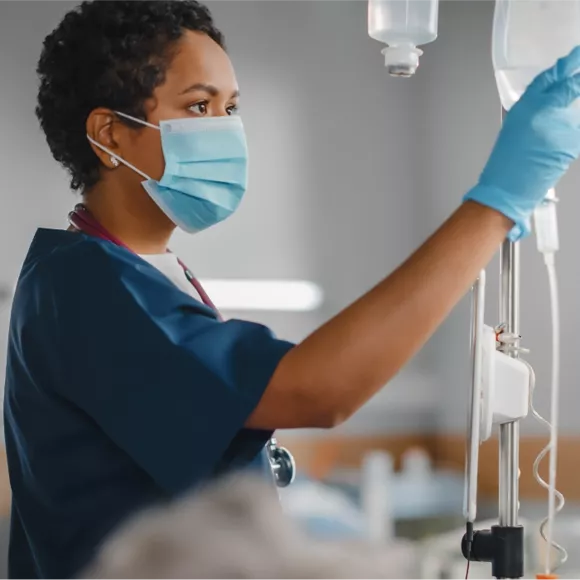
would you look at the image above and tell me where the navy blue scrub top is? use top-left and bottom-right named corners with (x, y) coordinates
top-left (3, 229), bottom-right (294, 579)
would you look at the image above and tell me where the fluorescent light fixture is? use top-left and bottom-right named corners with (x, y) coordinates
top-left (198, 279), bottom-right (323, 312)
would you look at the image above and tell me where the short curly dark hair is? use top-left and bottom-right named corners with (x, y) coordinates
top-left (36, 0), bottom-right (225, 192)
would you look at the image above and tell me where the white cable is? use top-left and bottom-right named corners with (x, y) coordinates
top-left (531, 192), bottom-right (566, 574)
top-left (521, 353), bottom-right (567, 574)
top-left (544, 255), bottom-right (565, 574)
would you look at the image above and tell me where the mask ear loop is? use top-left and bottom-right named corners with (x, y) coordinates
top-left (86, 111), bottom-right (160, 180)
top-left (86, 135), bottom-right (152, 182)
top-left (114, 111), bottom-right (160, 130)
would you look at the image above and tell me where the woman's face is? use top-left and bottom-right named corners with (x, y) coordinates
top-left (88, 30), bottom-right (239, 190)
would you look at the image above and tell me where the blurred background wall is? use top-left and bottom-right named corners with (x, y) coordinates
top-left (1, 1), bottom-right (580, 577)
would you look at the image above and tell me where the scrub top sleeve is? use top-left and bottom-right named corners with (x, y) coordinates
top-left (44, 243), bottom-right (295, 495)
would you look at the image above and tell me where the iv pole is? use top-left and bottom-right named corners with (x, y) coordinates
top-left (498, 236), bottom-right (520, 530)
top-left (498, 104), bottom-right (521, 539)
top-left (461, 108), bottom-right (525, 579)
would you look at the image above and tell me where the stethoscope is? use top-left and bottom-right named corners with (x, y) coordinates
top-left (67, 204), bottom-right (296, 488)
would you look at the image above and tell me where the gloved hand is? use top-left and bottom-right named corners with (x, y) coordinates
top-left (464, 45), bottom-right (580, 241)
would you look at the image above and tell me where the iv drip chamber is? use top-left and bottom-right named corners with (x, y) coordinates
top-left (493, 0), bottom-right (580, 110)
top-left (368, 0), bottom-right (439, 77)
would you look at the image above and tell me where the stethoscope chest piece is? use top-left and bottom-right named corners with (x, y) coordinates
top-left (267, 438), bottom-right (296, 488)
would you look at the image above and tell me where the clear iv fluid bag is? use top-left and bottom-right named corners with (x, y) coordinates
top-left (368, 0), bottom-right (439, 77)
top-left (493, 0), bottom-right (580, 110)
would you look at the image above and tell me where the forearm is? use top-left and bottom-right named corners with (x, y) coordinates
top-left (251, 201), bottom-right (512, 429)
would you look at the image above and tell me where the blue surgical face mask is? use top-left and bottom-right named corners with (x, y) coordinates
top-left (87, 112), bottom-right (248, 233)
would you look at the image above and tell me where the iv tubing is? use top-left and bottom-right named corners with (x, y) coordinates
top-left (543, 255), bottom-right (565, 574)
top-left (545, 257), bottom-right (557, 574)
top-left (532, 193), bottom-right (567, 575)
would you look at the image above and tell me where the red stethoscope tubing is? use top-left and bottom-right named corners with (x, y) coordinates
top-left (67, 204), bottom-right (220, 316)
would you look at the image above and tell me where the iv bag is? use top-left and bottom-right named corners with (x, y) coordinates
top-left (493, 0), bottom-right (580, 110)
top-left (368, 0), bottom-right (439, 77)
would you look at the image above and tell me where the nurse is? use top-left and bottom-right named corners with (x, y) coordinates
top-left (5, 1), bottom-right (580, 578)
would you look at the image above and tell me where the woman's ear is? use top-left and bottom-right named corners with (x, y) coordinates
top-left (86, 108), bottom-right (121, 170)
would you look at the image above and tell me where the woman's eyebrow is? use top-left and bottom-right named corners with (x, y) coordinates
top-left (179, 83), bottom-right (239, 99)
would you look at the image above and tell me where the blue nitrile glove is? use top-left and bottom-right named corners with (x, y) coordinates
top-left (464, 46), bottom-right (580, 241)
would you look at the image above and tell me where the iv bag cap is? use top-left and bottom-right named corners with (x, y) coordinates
top-left (381, 45), bottom-right (423, 77)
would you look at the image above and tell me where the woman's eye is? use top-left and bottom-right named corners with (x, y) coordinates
top-left (188, 102), bottom-right (208, 115)
top-left (226, 104), bottom-right (239, 116)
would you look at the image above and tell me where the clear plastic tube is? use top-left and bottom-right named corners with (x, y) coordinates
top-left (544, 255), bottom-right (563, 574)
top-left (522, 354), bottom-right (567, 574)
top-left (531, 195), bottom-right (567, 574)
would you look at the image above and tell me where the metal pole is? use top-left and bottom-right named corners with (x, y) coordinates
top-left (498, 105), bottom-right (520, 533)
top-left (498, 240), bottom-right (520, 528)
top-left (463, 238), bottom-right (524, 577)
top-left (460, 108), bottom-right (524, 580)
top-left (479, 108), bottom-right (525, 580)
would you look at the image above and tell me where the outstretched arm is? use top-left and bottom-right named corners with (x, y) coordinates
top-left (249, 46), bottom-right (580, 430)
